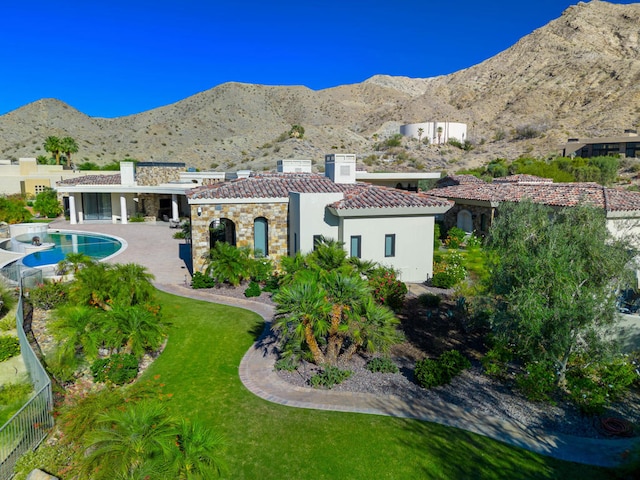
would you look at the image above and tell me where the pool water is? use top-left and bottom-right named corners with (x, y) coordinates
top-left (17, 232), bottom-right (122, 267)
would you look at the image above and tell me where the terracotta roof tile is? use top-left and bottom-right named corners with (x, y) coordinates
top-left (330, 185), bottom-right (453, 210)
top-left (57, 174), bottom-right (122, 186)
top-left (492, 174), bottom-right (553, 183)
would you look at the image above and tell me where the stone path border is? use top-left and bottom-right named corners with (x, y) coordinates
top-left (48, 220), bottom-right (639, 468)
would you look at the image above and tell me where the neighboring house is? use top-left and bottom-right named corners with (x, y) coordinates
top-left (400, 122), bottom-right (467, 145)
top-left (187, 155), bottom-right (452, 282)
top-left (430, 174), bottom-right (640, 244)
top-left (560, 129), bottom-right (640, 158)
top-left (0, 158), bottom-right (115, 196)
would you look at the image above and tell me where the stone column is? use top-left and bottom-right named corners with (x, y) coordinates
top-left (120, 195), bottom-right (128, 224)
top-left (171, 194), bottom-right (179, 221)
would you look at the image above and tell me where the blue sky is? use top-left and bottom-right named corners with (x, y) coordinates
top-left (1, 1), bottom-right (635, 118)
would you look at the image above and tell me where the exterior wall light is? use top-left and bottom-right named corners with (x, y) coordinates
top-left (197, 206), bottom-right (202, 217)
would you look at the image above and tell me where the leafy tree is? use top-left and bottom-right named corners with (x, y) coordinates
top-left (0, 195), bottom-right (31, 224)
top-left (44, 136), bottom-right (62, 165)
top-left (60, 136), bottom-right (79, 167)
top-left (33, 187), bottom-right (62, 218)
top-left (486, 200), bottom-right (635, 386)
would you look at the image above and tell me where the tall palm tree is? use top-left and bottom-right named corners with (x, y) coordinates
top-left (437, 126), bottom-right (443, 145)
top-left (43, 136), bottom-right (62, 165)
top-left (168, 419), bottom-right (227, 479)
top-left (84, 401), bottom-right (176, 479)
top-left (60, 136), bottom-right (79, 167)
top-left (273, 280), bottom-right (331, 365)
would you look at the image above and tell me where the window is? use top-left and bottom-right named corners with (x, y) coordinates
top-left (350, 236), bottom-right (361, 258)
top-left (384, 234), bottom-right (395, 257)
top-left (254, 217), bottom-right (268, 257)
top-left (313, 235), bottom-right (322, 250)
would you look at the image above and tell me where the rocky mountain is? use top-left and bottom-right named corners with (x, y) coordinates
top-left (1, 0), bottom-right (639, 174)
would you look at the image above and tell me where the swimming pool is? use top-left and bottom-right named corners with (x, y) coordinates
top-left (15, 231), bottom-right (123, 268)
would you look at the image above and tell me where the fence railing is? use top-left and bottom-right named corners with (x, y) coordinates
top-left (0, 265), bottom-right (53, 480)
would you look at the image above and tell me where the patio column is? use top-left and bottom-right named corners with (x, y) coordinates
top-left (68, 195), bottom-right (77, 225)
top-left (171, 194), bottom-right (179, 221)
top-left (120, 195), bottom-right (128, 224)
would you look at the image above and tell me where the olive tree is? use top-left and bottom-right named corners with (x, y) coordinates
top-left (486, 200), bottom-right (635, 387)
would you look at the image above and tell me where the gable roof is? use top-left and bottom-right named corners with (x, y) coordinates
top-left (431, 179), bottom-right (640, 213)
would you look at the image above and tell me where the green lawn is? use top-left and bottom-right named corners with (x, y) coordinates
top-left (146, 290), bottom-right (616, 479)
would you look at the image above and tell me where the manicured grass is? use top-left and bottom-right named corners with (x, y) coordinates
top-left (146, 290), bottom-right (616, 479)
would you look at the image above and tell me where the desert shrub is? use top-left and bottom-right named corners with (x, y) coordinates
top-left (274, 357), bottom-right (298, 372)
top-left (565, 357), bottom-right (637, 415)
top-left (128, 213), bottom-right (145, 222)
top-left (516, 361), bottom-right (556, 402)
top-left (0, 335), bottom-right (20, 362)
top-left (418, 293), bottom-right (441, 308)
top-left (191, 271), bottom-right (216, 289)
top-left (513, 123), bottom-right (546, 140)
top-left (310, 366), bottom-right (353, 389)
top-left (365, 357), bottom-right (399, 374)
top-left (28, 281), bottom-right (69, 310)
top-left (244, 281), bottom-right (262, 298)
top-left (368, 267), bottom-right (407, 312)
top-left (415, 350), bottom-right (470, 389)
top-left (444, 227), bottom-right (466, 249)
top-left (431, 252), bottom-right (466, 288)
top-left (90, 353), bottom-right (139, 385)
top-left (481, 346), bottom-right (512, 379)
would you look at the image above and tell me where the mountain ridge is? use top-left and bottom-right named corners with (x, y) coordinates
top-left (1, 1), bottom-right (639, 173)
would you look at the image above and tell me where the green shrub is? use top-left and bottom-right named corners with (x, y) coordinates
top-left (418, 293), bottom-right (441, 308)
top-left (0, 381), bottom-right (33, 425)
top-left (274, 357), bottom-right (298, 372)
top-left (365, 357), bottom-right (399, 374)
top-left (261, 274), bottom-right (280, 293)
top-left (566, 357), bottom-right (637, 415)
top-left (444, 227), bottom-right (466, 249)
top-left (368, 267), bottom-right (407, 312)
top-left (0, 335), bottom-right (20, 362)
top-left (13, 443), bottom-right (76, 480)
top-left (465, 234), bottom-right (482, 249)
top-left (91, 353), bottom-right (139, 385)
top-left (434, 223), bottom-right (441, 249)
top-left (191, 271), bottom-right (216, 289)
top-left (481, 347), bottom-right (512, 379)
top-left (128, 213), bottom-right (145, 222)
top-left (250, 257), bottom-right (274, 282)
top-left (431, 252), bottom-right (466, 288)
top-left (415, 350), bottom-right (470, 389)
top-left (310, 366), bottom-right (353, 389)
top-left (28, 281), bottom-right (69, 310)
top-left (244, 281), bottom-right (262, 298)
top-left (516, 361), bottom-right (556, 402)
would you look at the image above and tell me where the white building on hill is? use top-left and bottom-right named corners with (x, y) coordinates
top-left (400, 122), bottom-right (467, 145)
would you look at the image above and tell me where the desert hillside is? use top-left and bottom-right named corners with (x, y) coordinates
top-left (1, 1), bottom-right (639, 174)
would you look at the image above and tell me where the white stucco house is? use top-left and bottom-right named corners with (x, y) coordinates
top-left (188, 154), bottom-right (452, 282)
top-left (400, 122), bottom-right (468, 145)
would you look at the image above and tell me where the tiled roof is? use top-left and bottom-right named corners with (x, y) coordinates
top-left (435, 174), bottom-right (484, 188)
top-left (431, 180), bottom-right (640, 213)
top-left (57, 174), bottom-right (121, 186)
top-left (188, 173), bottom-right (353, 199)
top-left (492, 174), bottom-right (553, 184)
top-left (330, 185), bottom-right (453, 210)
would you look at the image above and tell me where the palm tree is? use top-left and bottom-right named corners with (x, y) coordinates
top-left (106, 304), bottom-right (167, 358)
top-left (204, 242), bottom-right (251, 286)
top-left (437, 126), bottom-right (443, 145)
top-left (83, 401), bottom-right (176, 479)
top-left (110, 263), bottom-right (156, 307)
top-left (44, 136), bottom-right (62, 165)
top-left (56, 252), bottom-right (95, 276)
top-left (60, 136), bottom-right (79, 167)
top-left (308, 237), bottom-right (347, 271)
top-left (49, 305), bottom-right (104, 361)
top-left (417, 127), bottom-right (424, 145)
top-left (168, 419), bottom-right (227, 479)
top-left (69, 262), bottom-right (114, 310)
top-left (321, 271), bottom-right (370, 365)
top-left (273, 279), bottom-right (331, 365)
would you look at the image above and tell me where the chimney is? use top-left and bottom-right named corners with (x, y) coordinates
top-left (120, 161), bottom-right (136, 186)
top-left (325, 154), bottom-right (356, 184)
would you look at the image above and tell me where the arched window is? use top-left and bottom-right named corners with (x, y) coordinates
top-left (254, 217), bottom-right (268, 257)
top-left (210, 218), bottom-right (236, 248)
top-left (457, 210), bottom-right (473, 233)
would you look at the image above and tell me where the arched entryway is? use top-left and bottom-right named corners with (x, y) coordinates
top-left (210, 218), bottom-right (236, 247)
top-left (253, 217), bottom-right (268, 257)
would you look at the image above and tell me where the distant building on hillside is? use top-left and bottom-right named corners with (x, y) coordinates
top-left (561, 130), bottom-right (640, 158)
top-left (400, 122), bottom-right (467, 145)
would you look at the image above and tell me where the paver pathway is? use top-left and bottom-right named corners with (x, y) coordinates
top-left (43, 220), bottom-right (640, 468)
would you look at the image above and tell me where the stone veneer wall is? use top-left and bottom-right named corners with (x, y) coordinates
top-left (441, 203), bottom-right (495, 237)
top-left (191, 201), bottom-right (289, 273)
top-left (136, 166), bottom-right (183, 186)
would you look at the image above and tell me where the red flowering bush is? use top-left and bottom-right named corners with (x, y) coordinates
top-left (368, 267), bottom-right (407, 312)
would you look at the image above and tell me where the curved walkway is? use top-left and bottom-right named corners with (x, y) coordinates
top-left (47, 220), bottom-right (640, 468)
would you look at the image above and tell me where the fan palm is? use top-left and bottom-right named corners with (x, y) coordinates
top-left (273, 279), bottom-right (331, 365)
top-left (168, 418), bottom-right (227, 479)
top-left (43, 135), bottom-right (61, 165)
top-left (60, 136), bottom-right (78, 167)
top-left (83, 400), bottom-right (176, 479)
